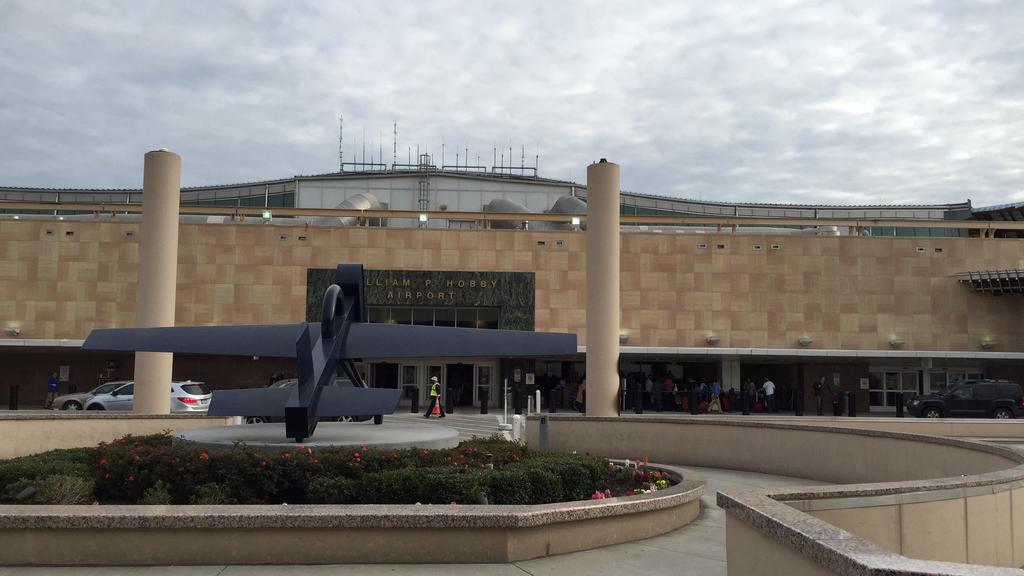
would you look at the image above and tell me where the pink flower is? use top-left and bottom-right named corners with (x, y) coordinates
top-left (127, 475), bottom-right (135, 482)
top-left (98, 459), bottom-right (108, 466)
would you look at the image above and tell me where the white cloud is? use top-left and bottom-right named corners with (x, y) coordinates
top-left (0, 0), bottom-right (1022, 207)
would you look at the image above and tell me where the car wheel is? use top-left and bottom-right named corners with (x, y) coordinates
top-left (923, 406), bottom-right (942, 418)
top-left (336, 416), bottom-right (355, 423)
top-left (244, 416), bottom-right (266, 424)
top-left (373, 415), bottom-right (383, 425)
top-left (992, 407), bottom-right (1014, 419)
top-left (86, 404), bottom-right (104, 410)
top-left (62, 400), bottom-right (82, 410)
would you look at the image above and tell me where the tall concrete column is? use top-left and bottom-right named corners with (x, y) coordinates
top-left (585, 159), bottom-right (620, 417)
top-left (133, 150), bottom-right (181, 414)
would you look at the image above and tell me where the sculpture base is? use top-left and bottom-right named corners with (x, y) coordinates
top-left (174, 421), bottom-right (460, 451)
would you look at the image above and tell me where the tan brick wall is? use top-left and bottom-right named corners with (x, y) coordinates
top-left (1, 220), bottom-right (1021, 352)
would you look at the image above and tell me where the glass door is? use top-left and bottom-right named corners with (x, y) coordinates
top-left (475, 364), bottom-right (495, 407)
top-left (400, 364), bottom-right (419, 404)
top-left (869, 371), bottom-right (919, 411)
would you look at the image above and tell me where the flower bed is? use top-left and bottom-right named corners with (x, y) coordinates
top-left (0, 434), bottom-right (675, 506)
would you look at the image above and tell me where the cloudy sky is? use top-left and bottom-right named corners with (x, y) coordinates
top-left (1, 1), bottom-right (1023, 207)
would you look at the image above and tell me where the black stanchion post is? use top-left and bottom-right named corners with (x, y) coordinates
top-left (410, 393), bottom-right (419, 415)
top-left (513, 387), bottom-right (523, 415)
top-left (479, 387), bottom-right (489, 415)
top-left (895, 392), bottom-right (904, 418)
top-left (445, 387), bottom-right (454, 415)
top-left (548, 389), bottom-right (557, 414)
top-left (634, 386), bottom-right (643, 414)
top-left (847, 391), bottom-right (857, 417)
top-left (8, 385), bottom-right (17, 411)
top-left (689, 389), bottom-right (699, 415)
top-left (742, 391), bottom-right (750, 415)
top-left (795, 385), bottom-right (804, 416)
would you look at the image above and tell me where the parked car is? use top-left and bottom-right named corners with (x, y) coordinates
top-left (50, 380), bottom-right (130, 411)
top-left (906, 380), bottom-right (1024, 419)
top-left (85, 381), bottom-right (212, 413)
top-left (244, 377), bottom-right (379, 424)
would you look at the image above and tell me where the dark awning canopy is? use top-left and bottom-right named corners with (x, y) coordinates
top-left (955, 269), bottom-right (1024, 295)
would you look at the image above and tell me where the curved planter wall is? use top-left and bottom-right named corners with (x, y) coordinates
top-left (526, 415), bottom-right (1024, 575)
top-left (0, 462), bottom-right (702, 565)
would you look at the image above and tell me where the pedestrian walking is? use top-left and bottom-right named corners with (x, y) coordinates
top-left (45, 371), bottom-right (59, 409)
top-left (761, 377), bottom-right (777, 413)
top-left (423, 376), bottom-right (445, 418)
top-left (812, 376), bottom-right (833, 416)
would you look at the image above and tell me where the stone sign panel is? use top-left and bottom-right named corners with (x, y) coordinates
top-left (307, 268), bottom-right (535, 331)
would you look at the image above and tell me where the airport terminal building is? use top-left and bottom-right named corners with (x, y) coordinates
top-left (1, 162), bottom-right (1022, 413)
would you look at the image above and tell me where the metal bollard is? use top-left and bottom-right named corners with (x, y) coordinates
top-left (689, 389), bottom-right (699, 415)
top-left (539, 414), bottom-right (549, 450)
top-left (8, 385), bottom-right (17, 411)
top-left (634, 387), bottom-right (643, 414)
top-left (479, 387), bottom-right (489, 415)
top-left (410, 394), bottom-right (419, 414)
top-left (742, 392), bottom-right (750, 415)
top-left (548, 389), bottom-right (557, 414)
top-left (895, 392), bottom-right (904, 417)
top-left (847, 391), bottom-right (857, 417)
top-left (445, 387), bottom-right (454, 415)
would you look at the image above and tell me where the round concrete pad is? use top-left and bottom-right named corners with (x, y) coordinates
top-left (174, 421), bottom-right (460, 451)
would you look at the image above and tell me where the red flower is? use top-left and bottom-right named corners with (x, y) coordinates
top-left (99, 459), bottom-right (108, 466)
top-left (199, 451), bottom-right (209, 460)
top-left (127, 475), bottom-right (135, 481)
top-left (311, 459), bottom-right (319, 465)
top-left (354, 452), bottom-right (360, 459)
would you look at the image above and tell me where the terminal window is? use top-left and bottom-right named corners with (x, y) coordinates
top-left (368, 306), bottom-right (500, 329)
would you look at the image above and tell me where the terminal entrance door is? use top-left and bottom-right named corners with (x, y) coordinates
top-left (868, 371), bottom-right (918, 412)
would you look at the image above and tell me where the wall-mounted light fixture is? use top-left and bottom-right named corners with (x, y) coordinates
top-left (618, 333), bottom-right (629, 344)
top-left (261, 209), bottom-right (272, 222)
top-left (571, 216), bottom-right (581, 230)
top-left (981, 339), bottom-right (997, 350)
top-left (888, 338), bottom-right (905, 349)
top-left (706, 335), bottom-right (720, 346)
top-left (798, 337), bottom-right (814, 347)
top-left (418, 213), bottom-right (428, 223)
top-left (4, 327), bottom-right (20, 337)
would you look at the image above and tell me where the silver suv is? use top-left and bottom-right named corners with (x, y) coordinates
top-left (85, 381), bottom-right (211, 412)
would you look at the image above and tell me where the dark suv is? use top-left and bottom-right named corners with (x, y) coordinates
top-left (906, 380), bottom-right (1024, 419)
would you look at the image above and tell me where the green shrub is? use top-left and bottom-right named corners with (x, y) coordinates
top-left (522, 468), bottom-right (563, 504)
top-left (0, 447), bottom-right (94, 503)
top-left (190, 482), bottom-right (237, 505)
top-left (140, 480), bottom-right (172, 505)
top-left (35, 474), bottom-right (94, 504)
top-left (360, 468), bottom-right (485, 504)
top-left (308, 476), bottom-right (358, 504)
top-left (487, 469), bottom-right (532, 505)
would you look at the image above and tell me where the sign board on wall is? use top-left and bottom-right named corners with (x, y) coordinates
top-left (526, 373), bottom-right (535, 385)
top-left (514, 368), bottom-right (522, 383)
top-left (59, 365), bottom-right (69, 382)
top-left (832, 373), bottom-right (841, 387)
top-left (859, 378), bottom-right (870, 390)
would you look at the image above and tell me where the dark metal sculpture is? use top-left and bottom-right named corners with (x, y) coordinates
top-left (83, 263), bottom-right (577, 442)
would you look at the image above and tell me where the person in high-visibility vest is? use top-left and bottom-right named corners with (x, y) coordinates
top-left (423, 375), bottom-right (446, 418)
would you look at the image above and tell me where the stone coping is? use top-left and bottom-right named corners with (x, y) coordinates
top-left (532, 414), bottom-right (1024, 575)
top-left (0, 464), bottom-right (703, 531)
top-left (530, 413), bottom-right (1024, 466)
top-left (0, 412), bottom-right (219, 420)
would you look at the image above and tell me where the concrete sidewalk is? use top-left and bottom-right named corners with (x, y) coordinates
top-left (0, 466), bottom-right (825, 576)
